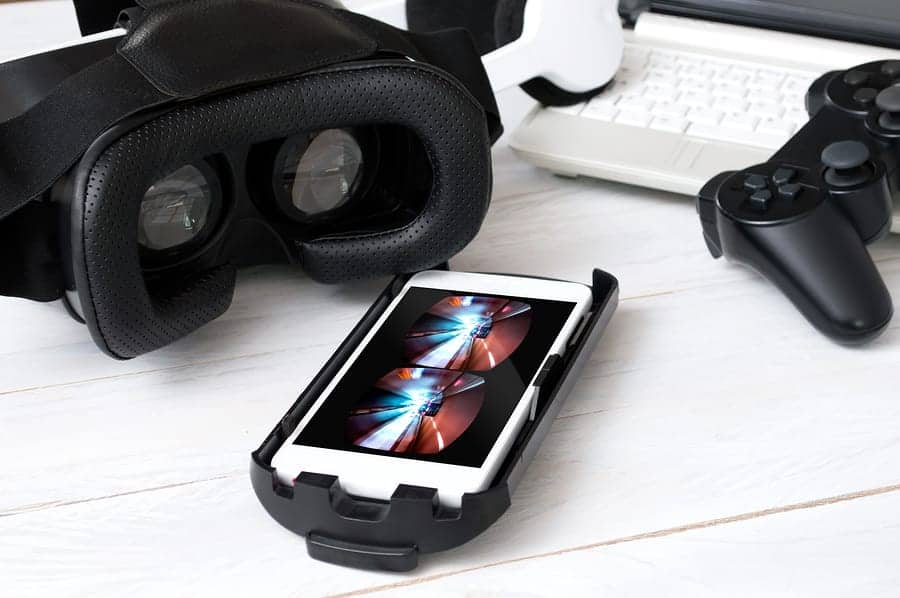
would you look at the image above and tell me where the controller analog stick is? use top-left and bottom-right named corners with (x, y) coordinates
top-left (875, 85), bottom-right (900, 131)
top-left (822, 141), bottom-right (871, 187)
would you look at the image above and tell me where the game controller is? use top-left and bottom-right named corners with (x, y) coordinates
top-left (698, 60), bottom-right (900, 344)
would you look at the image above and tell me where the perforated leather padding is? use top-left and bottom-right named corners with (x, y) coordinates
top-left (75, 61), bottom-right (492, 359)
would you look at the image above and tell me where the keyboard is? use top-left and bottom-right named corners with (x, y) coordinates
top-left (508, 27), bottom-right (900, 234)
top-left (556, 45), bottom-right (819, 152)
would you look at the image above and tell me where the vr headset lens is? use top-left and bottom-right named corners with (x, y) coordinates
top-left (279, 128), bottom-right (366, 218)
top-left (138, 163), bottom-right (218, 256)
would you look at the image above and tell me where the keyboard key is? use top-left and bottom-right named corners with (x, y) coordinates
top-left (728, 66), bottom-right (755, 80)
top-left (713, 98), bottom-right (748, 112)
top-left (645, 72), bottom-right (678, 88)
top-left (755, 70), bottom-right (785, 86)
top-left (757, 118), bottom-right (795, 142)
top-left (649, 116), bottom-right (688, 133)
top-left (713, 97), bottom-right (748, 113)
top-left (712, 83), bottom-right (746, 99)
top-left (644, 85), bottom-right (676, 101)
top-left (679, 91), bottom-right (712, 108)
top-left (782, 93), bottom-right (805, 109)
top-left (746, 77), bottom-right (781, 92)
top-left (618, 96), bottom-right (655, 113)
top-left (721, 113), bottom-right (759, 131)
top-left (747, 91), bottom-right (783, 106)
top-left (748, 103), bottom-right (785, 119)
top-left (681, 79), bottom-right (713, 93)
top-left (582, 102), bottom-right (617, 121)
top-left (783, 76), bottom-right (815, 94)
top-left (549, 103), bottom-right (586, 116)
top-left (653, 102), bottom-right (688, 119)
top-left (649, 52), bottom-right (677, 67)
top-left (680, 68), bottom-right (709, 82)
top-left (615, 110), bottom-right (653, 127)
top-left (687, 107), bottom-right (724, 125)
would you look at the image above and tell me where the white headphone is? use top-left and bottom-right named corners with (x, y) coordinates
top-left (343, 0), bottom-right (624, 96)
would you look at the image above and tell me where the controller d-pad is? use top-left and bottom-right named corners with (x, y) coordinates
top-left (749, 189), bottom-right (772, 211)
top-left (772, 168), bottom-right (796, 186)
top-left (778, 183), bottom-right (802, 200)
top-left (744, 174), bottom-right (768, 192)
top-left (843, 70), bottom-right (870, 86)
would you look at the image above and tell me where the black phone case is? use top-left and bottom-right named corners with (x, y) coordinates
top-left (251, 269), bottom-right (619, 572)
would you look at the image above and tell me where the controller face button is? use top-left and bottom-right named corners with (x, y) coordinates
top-left (843, 70), bottom-right (870, 86)
top-left (853, 87), bottom-right (878, 107)
top-left (778, 183), bottom-right (802, 200)
top-left (876, 85), bottom-right (900, 107)
top-left (880, 61), bottom-right (900, 78)
top-left (772, 167), bottom-right (796, 186)
top-left (744, 174), bottom-right (768, 192)
top-left (749, 189), bottom-right (773, 210)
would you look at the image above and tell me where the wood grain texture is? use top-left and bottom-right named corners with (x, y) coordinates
top-left (2, 3), bottom-right (900, 597)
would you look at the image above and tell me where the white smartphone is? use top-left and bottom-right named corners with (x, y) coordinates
top-left (272, 270), bottom-right (594, 507)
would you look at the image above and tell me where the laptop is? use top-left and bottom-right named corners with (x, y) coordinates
top-left (509, 0), bottom-right (900, 232)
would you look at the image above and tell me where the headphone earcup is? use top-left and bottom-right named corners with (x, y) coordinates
top-left (495, 0), bottom-right (611, 107)
top-left (406, 0), bottom-right (501, 55)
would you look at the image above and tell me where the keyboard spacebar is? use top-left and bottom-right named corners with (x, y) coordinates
top-left (686, 123), bottom-right (788, 150)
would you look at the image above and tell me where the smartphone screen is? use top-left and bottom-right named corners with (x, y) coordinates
top-left (294, 287), bottom-right (577, 468)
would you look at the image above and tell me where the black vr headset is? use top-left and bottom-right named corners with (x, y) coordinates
top-left (0, 0), bottom-right (505, 359)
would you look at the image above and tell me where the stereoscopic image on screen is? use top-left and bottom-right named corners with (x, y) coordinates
top-left (403, 296), bottom-right (532, 371)
top-left (345, 368), bottom-right (486, 454)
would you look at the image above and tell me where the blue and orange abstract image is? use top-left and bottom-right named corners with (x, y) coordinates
top-left (403, 296), bottom-right (532, 371)
top-left (346, 368), bottom-right (485, 454)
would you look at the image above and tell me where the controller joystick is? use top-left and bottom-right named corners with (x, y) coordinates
top-left (697, 60), bottom-right (900, 345)
top-left (822, 141), bottom-right (872, 187)
top-left (876, 85), bottom-right (900, 131)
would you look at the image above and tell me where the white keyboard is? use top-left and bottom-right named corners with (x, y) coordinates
top-left (557, 45), bottom-right (820, 151)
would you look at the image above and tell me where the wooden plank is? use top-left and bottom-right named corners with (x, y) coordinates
top-left (358, 487), bottom-right (900, 598)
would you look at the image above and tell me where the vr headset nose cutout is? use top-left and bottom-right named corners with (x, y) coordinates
top-left (0, 0), bottom-right (503, 359)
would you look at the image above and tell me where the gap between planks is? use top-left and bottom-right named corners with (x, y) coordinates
top-left (329, 481), bottom-right (900, 598)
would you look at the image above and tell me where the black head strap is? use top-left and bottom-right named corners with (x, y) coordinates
top-left (0, 0), bottom-right (500, 301)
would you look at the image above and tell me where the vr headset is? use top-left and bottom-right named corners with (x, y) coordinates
top-left (0, 0), bottom-right (618, 360)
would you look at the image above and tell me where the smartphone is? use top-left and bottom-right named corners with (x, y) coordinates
top-left (271, 270), bottom-right (594, 507)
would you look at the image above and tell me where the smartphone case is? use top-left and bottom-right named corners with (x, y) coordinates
top-left (251, 269), bottom-right (619, 572)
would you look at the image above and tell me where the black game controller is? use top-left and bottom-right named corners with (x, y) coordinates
top-left (698, 60), bottom-right (900, 344)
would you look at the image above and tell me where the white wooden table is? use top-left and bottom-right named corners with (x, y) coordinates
top-left (2, 2), bottom-right (900, 597)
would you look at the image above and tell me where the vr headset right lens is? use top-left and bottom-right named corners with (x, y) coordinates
top-left (278, 128), bottom-right (365, 218)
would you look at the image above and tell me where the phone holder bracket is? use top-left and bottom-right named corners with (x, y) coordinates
top-left (250, 268), bottom-right (619, 571)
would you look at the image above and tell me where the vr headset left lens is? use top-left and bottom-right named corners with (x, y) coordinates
top-left (0, 0), bottom-right (502, 359)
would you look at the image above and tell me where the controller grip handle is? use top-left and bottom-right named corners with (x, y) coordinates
top-left (718, 201), bottom-right (893, 344)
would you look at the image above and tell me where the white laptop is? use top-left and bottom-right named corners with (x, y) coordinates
top-left (509, 0), bottom-right (900, 232)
